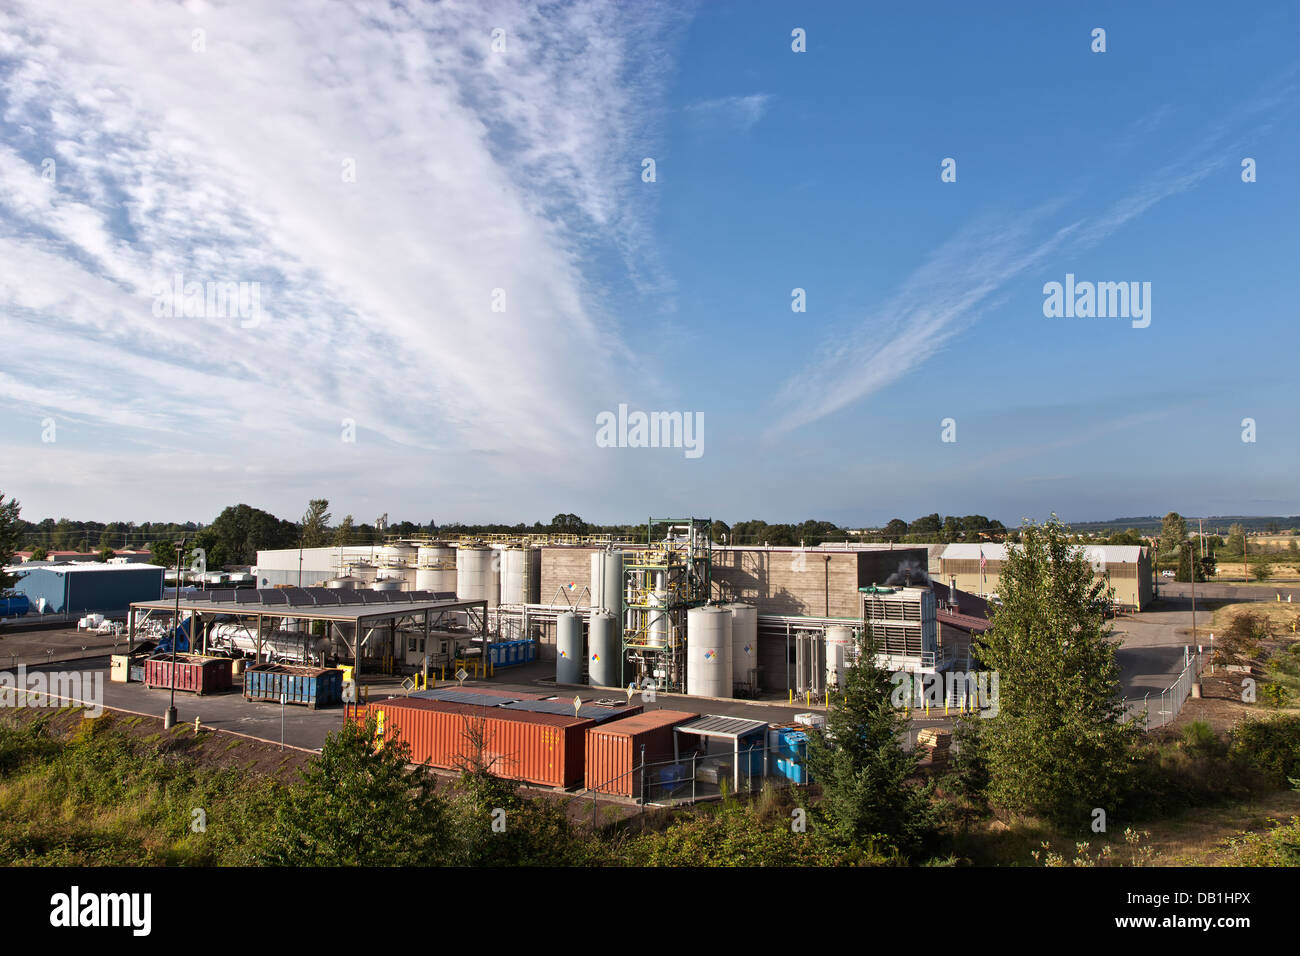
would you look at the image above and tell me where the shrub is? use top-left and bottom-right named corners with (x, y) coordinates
top-left (1229, 716), bottom-right (1300, 786)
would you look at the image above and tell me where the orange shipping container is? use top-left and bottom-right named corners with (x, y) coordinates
top-left (585, 709), bottom-right (700, 798)
top-left (362, 698), bottom-right (595, 788)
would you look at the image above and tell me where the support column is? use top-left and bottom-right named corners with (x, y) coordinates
top-left (422, 609), bottom-right (430, 688)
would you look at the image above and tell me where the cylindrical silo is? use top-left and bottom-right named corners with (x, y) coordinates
top-left (499, 546), bottom-right (540, 605)
top-left (326, 576), bottom-right (362, 590)
top-left (415, 543), bottom-right (457, 593)
top-left (687, 606), bottom-right (732, 698)
top-left (371, 578), bottom-right (403, 592)
top-left (588, 611), bottom-right (621, 687)
top-left (556, 611), bottom-right (582, 684)
top-left (825, 625), bottom-right (856, 688)
top-left (727, 603), bottom-right (758, 688)
top-left (589, 550), bottom-right (624, 616)
top-left (456, 546), bottom-right (499, 608)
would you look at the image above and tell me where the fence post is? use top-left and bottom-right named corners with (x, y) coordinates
top-left (691, 752), bottom-right (696, 805)
top-left (640, 744), bottom-right (646, 813)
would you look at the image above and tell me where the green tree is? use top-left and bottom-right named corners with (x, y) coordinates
top-left (804, 630), bottom-right (935, 856)
top-left (909, 513), bottom-right (942, 537)
top-left (1159, 512), bottom-right (1188, 560)
top-left (1226, 523), bottom-right (1246, 556)
top-left (300, 499), bottom-right (332, 549)
top-left (28, 545), bottom-right (48, 561)
top-left (882, 519), bottom-right (908, 542)
top-left (1176, 541), bottom-right (1206, 583)
top-left (1252, 562), bottom-right (1273, 583)
top-left (334, 514), bottom-right (355, 546)
top-left (259, 719), bottom-right (450, 866)
top-left (201, 504), bottom-right (298, 566)
top-left (95, 545), bottom-right (115, 563)
top-left (0, 494), bottom-right (21, 589)
top-left (550, 513), bottom-right (587, 535)
top-left (974, 517), bottom-right (1141, 827)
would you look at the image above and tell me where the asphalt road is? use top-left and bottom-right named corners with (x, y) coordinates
top-left (1159, 581), bottom-right (1300, 603)
top-left (6, 591), bottom-right (1212, 757)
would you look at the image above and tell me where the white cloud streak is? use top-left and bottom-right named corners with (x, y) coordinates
top-left (0, 0), bottom-right (684, 514)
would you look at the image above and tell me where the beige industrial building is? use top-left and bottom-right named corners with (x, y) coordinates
top-left (938, 543), bottom-right (1154, 610)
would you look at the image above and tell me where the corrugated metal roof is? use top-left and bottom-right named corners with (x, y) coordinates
top-left (375, 696), bottom-right (593, 728)
top-left (501, 699), bottom-right (636, 723)
top-left (940, 543), bottom-right (1144, 563)
top-left (676, 715), bottom-right (769, 738)
top-left (6, 562), bottom-right (165, 574)
top-left (409, 689), bottom-right (518, 707)
top-left (588, 709), bottom-right (700, 736)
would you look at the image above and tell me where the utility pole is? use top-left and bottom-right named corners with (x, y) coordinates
top-left (164, 537), bottom-right (184, 729)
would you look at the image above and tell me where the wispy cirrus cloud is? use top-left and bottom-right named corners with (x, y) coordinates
top-left (683, 93), bottom-right (771, 133)
top-left (766, 92), bottom-right (1291, 436)
top-left (0, 0), bottom-right (687, 516)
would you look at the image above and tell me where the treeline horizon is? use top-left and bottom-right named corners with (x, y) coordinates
top-left (11, 501), bottom-right (1300, 572)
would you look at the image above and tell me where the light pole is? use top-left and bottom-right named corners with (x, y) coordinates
top-left (164, 538), bottom-right (184, 729)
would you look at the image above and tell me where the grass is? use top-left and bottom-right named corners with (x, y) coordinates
top-left (0, 710), bottom-right (283, 866)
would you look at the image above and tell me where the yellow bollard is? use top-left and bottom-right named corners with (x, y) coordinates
top-left (824, 690), bottom-right (828, 709)
top-left (789, 689), bottom-right (793, 705)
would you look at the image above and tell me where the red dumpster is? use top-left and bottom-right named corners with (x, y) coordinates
top-left (143, 655), bottom-right (233, 695)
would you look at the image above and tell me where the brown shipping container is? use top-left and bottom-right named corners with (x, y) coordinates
top-left (585, 709), bottom-right (700, 798)
top-left (365, 698), bottom-right (595, 788)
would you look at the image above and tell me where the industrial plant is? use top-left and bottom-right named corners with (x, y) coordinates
top-left (231, 518), bottom-right (960, 700)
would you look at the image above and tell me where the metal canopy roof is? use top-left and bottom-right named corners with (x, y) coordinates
top-left (675, 715), bottom-right (769, 739)
top-left (130, 592), bottom-right (484, 624)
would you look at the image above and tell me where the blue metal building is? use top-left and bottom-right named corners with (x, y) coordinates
top-left (10, 563), bottom-right (165, 615)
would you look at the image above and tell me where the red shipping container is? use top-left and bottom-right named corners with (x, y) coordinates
top-left (585, 709), bottom-right (700, 797)
top-left (363, 698), bottom-right (595, 788)
top-left (144, 655), bottom-right (233, 695)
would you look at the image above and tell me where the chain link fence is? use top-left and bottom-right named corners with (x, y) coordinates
top-left (1121, 647), bottom-right (1206, 730)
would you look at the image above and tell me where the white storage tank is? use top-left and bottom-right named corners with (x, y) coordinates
top-left (374, 566), bottom-right (410, 585)
top-left (727, 603), bottom-right (758, 688)
top-left (686, 606), bottom-right (732, 698)
top-left (556, 611), bottom-right (582, 684)
top-left (825, 625), bottom-right (856, 688)
top-left (500, 546), bottom-right (541, 605)
top-left (326, 576), bottom-right (362, 590)
top-left (378, 542), bottom-right (417, 568)
top-left (589, 550), bottom-right (624, 616)
top-left (588, 611), bottom-right (621, 687)
top-left (456, 546), bottom-right (499, 608)
top-left (416, 544), bottom-right (457, 594)
top-left (372, 578), bottom-right (404, 592)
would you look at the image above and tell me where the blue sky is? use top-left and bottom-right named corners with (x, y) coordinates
top-left (0, 1), bottom-right (1297, 527)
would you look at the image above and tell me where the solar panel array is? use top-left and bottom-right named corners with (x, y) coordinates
top-left (178, 587), bottom-right (459, 607)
